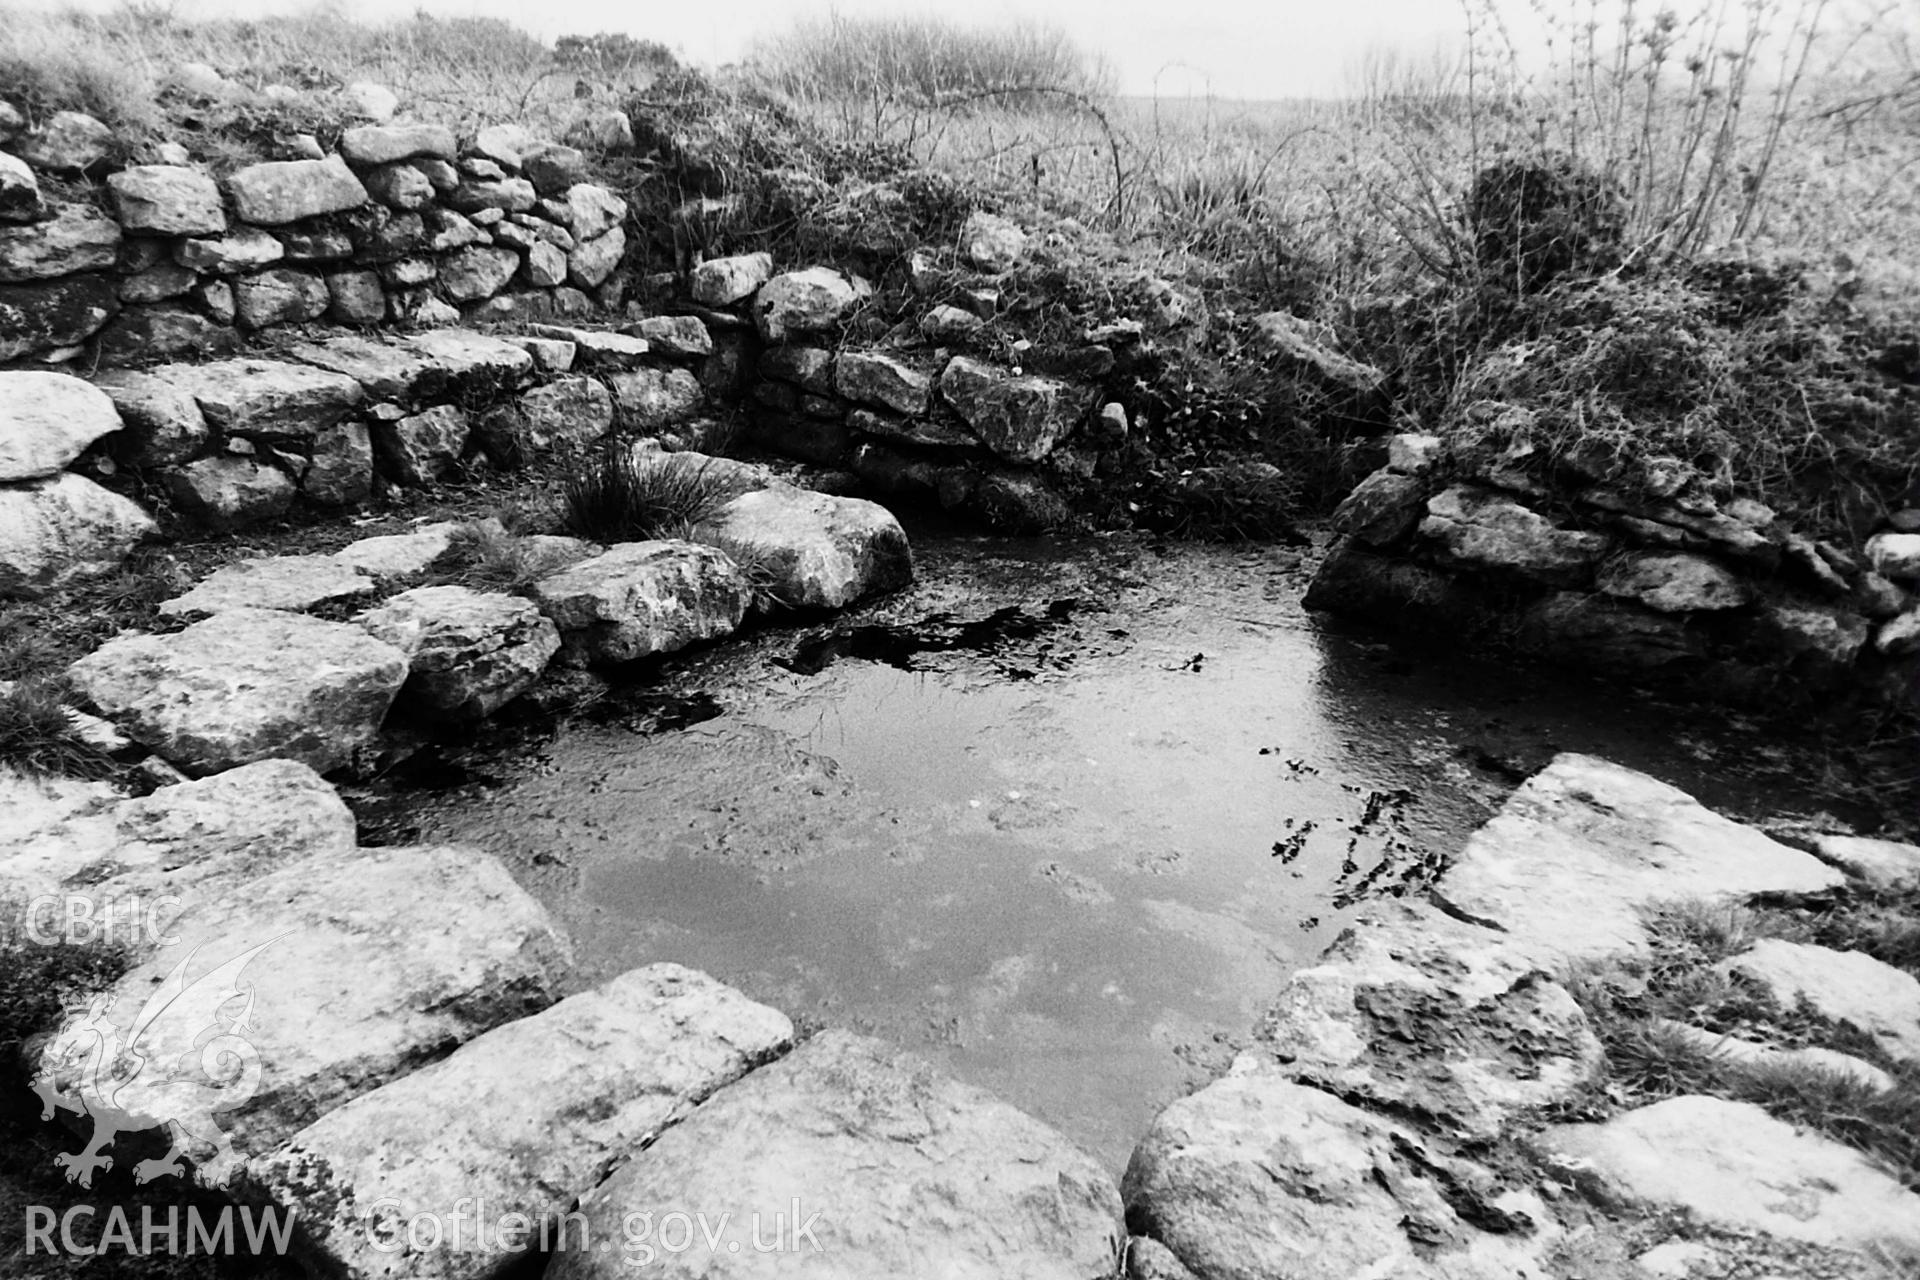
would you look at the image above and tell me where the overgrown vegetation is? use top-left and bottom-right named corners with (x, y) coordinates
top-left (0, 677), bottom-right (122, 782)
top-left (1565, 900), bottom-right (1920, 1189)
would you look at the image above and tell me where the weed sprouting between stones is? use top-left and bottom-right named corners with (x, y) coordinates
top-left (1562, 899), bottom-right (1920, 1189)
top-left (0, 677), bottom-right (123, 783)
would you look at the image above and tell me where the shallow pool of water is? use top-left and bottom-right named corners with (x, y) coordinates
top-left (402, 534), bottom-right (1845, 1172)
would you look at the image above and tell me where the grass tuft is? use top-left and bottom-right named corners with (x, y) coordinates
top-left (559, 450), bottom-right (736, 544)
top-left (0, 677), bottom-right (123, 783)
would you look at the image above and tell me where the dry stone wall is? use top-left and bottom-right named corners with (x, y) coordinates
top-left (1305, 431), bottom-right (1920, 714)
top-left (0, 107), bottom-right (632, 366)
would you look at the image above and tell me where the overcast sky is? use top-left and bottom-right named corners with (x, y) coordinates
top-left (20, 0), bottom-right (1913, 99)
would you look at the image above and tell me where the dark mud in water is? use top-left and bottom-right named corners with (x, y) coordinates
top-left (393, 533), bottom-right (1866, 1172)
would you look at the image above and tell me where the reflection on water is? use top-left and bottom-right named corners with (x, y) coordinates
top-left (408, 536), bottom-right (1840, 1172)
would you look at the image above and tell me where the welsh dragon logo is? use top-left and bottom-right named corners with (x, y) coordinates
top-left (31, 939), bottom-right (279, 1189)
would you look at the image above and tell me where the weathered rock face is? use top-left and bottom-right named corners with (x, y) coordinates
top-left (1125, 1065), bottom-right (1554, 1280)
top-left (1536, 1096), bottom-right (1920, 1251)
top-left (606, 366), bottom-right (704, 431)
top-left (36, 843), bottom-right (571, 1172)
top-left (566, 108), bottom-right (635, 153)
top-left (234, 267), bottom-right (330, 329)
top-left (356, 585), bottom-right (560, 721)
top-left (690, 484), bottom-right (914, 610)
top-left (226, 155), bottom-right (370, 225)
top-left (331, 522), bottom-right (459, 578)
top-left (1420, 486), bottom-right (1612, 585)
top-left (0, 203), bottom-right (122, 282)
top-left (107, 165), bottom-right (226, 236)
top-left (245, 964), bottom-right (790, 1280)
top-left (1330, 470), bottom-right (1427, 548)
top-left (960, 210), bottom-right (1027, 271)
top-left (401, 327), bottom-right (533, 389)
top-left (530, 541), bottom-right (751, 665)
top-left (550, 1030), bottom-right (1121, 1280)
top-left (158, 554), bottom-right (376, 619)
top-left (120, 262), bottom-right (197, 304)
top-left (92, 369), bottom-right (210, 468)
top-left (690, 251), bottom-right (772, 306)
top-left (165, 456), bottom-right (296, 530)
top-left (372, 404), bottom-right (469, 485)
top-left (0, 372), bottom-right (124, 482)
top-left (939, 356), bottom-right (1093, 463)
top-left (1433, 754), bottom-right (1844, 965)
top-left (758, 345), bottom-right (835, 394)
top-left (1596, 551), bottom-right (1752, 612)
top-left (286, 333), bottom-right (437, 401)
top-left (0, 275), bottom-right (119, 360)
top-left (66, 608), bottom-right (410, 775)
top-left (1252, 901), bottom-right (1605, 1139)
top-left (97, 303), bottom-right (239, 364)
top-left (95, 758), bottom-right (358, 894)
top-left (0, 472), bottom-right (156, 598)
top-left (753, 266), bottom-right (859, 342)
top-left (835, 350), bottom-right (930, 416)
top-left (1718, 939), bottom-right (1920, 1063)
top-left (162, 358), bottom-right (364, 441)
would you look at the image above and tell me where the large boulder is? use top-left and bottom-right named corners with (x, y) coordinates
top-left (356, 585), bottom-right (560, 721)
top-left (372, 404), bottom-right (469, 485)
top-left (474, 375), bottom-right (612, 463)
top-left (226, 155), bottom-right (369, 225)
top-left (1329, 469), bottom-right (1427, 548)
top-left (438, 245), bottom-right (520, 304)
top-left (1124, 1066), bottom-right (1556, 1280)
top-left (33, 843), bottom-right (570, 1178)
top-left (93, 369), bottom-right (210, 468)
top-left (1252, 901), bottom-right (1604, 1139)
top-left (605, 366), bottom-right (703, 431)
top-left (174, 226), bottom-right (285, 274)
top-left (1536, 1096), bottom-right (1920, 1251)
top-left (835, 350), bottom-right (930, 416)
top-left (1596, 551), bottom-right (1752, 612)
top-left (1419, 486), bottom-right (1612, 586)
top-left (7, 111), bottom-right (112, 172)
top-left (690, 251), bottom-right (772, 307)
top-left (566, 226), bottom-right (626, 289)
top-left (158, 554), bottom-right (377, 620)
top-left (95, 303), bottom-right (239, 364)
top-left (938, 356), bottom-right (1093, 463)
top-left (0, 372), bottom-right (124, 482)
top-left (158, 359), bottom-right (364, 442)
top-left (0, 151), bottom-right (38, 223)
top-left (960, 210), bottom-right (1027, 271)
top-left (285, 333), bottom-right (441, 401)
top-left (107, 165), bottom-right (226, 236)
top-left (234, 268), bottom-right (330, 329)
top-left (303, 422), bottom-right (375, 508)
top-left (689, 484), bottom-right (913, 610)
top-left (165, 456), bottom-right (297, 531)
top-left (0, 203), bottom-right (121, 282)
top-left (753, 266), bottom-right (859, 342)
top-left (550, 1030), bottom-right (1121, 1280)
top-left (243, 965), bottom-right (790, 1280)
top-left (0, 275), bottom-right (119, 360)
top-left (66, 608), bottom-right (410, 775)
top-left (1249, 310), bottom-right (1386, 397)
top-left (0, 472), bottom-right (156, 598)
top-left (339, 123), bottom-right (456, 167)
top-left (1434, 754), bottom-right (1844, 965)
top-left (529, 541), bottom-right (751, 665)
